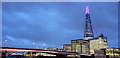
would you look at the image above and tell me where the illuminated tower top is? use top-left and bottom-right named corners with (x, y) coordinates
top-left (86, 6), bottom-right (90, 14)
top-left (84, 6), bottom-right (94, 40)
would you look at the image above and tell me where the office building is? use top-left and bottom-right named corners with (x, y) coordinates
top-left (71, 39), bottom-right (90, 54)
top-left (89, 34), bottom-right (108, 54)
top-left (43, 48), bottom-right (58, 51)
top-left (84, 6), bottom-right (94, 40)
top-left (63, 44), bottom-right (72, 52)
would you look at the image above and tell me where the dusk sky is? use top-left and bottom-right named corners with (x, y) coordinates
top-left (2, 2), bottom-right (118, 49)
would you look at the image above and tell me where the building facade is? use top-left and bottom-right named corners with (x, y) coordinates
top-left (43, 48), bottom-right (58, 51)
top-left (95, 48), bottom-right (120, 58)
top-left (103, 48), bottom-right (120, 58)
top-left (71, 39), bottom-right (90, 54)
top-left (57, 49), bottom-right (64, 52)
top-left (89, 34), bottom-right (108, 54)
top-left (63, 44), bottom-right (72, 52)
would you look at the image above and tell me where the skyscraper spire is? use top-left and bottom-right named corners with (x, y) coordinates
top-left (84, 6), bottom-right (94, 40)
top-left (86, 6), bottom-right (90, 14)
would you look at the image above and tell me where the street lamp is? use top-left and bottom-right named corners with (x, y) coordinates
top-left (43, 43), bottom-right (46, 46)
top-left (32, 42), bottom-right (35, 45)
top-left (4, 40), bottom-right (8, 47)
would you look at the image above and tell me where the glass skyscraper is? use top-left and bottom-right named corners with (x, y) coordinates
top-left (84, 6), bottom-right (94, 40)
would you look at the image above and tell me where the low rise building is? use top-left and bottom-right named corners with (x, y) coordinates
top-left (63, 44), bottom-right (72, 52)
top-left (43, 48), bottom-right (58, 51)
top-left (103, 48), bottom-right (120, 58)
top-left (71, 39), bottom-right (90, 54)
top-left (89, 34), bottom-right (108, 54)
top-left (58, 49), bottom-right (64, 52)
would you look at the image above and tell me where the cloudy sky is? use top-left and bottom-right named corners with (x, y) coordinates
top-left (2, 2), bottom-right (118, 49)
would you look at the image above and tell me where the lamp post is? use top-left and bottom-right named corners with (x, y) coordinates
top-left (4, 40), bottom-right (8, 47)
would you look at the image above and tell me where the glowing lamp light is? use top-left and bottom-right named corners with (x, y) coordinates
top-left (5, 40), bottom-right (8, 42)
top-left (43, 43), bottom-right (46, 46)
top-left (32, 42), bottom-right (35, 44)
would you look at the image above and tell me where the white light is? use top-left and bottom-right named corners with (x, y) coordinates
top-left (5, 40), bottom-right (7, 42)
top-left (32, 43), bottom-right (35, 44)
top-left (43, 44), bottom-right (46, 46)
